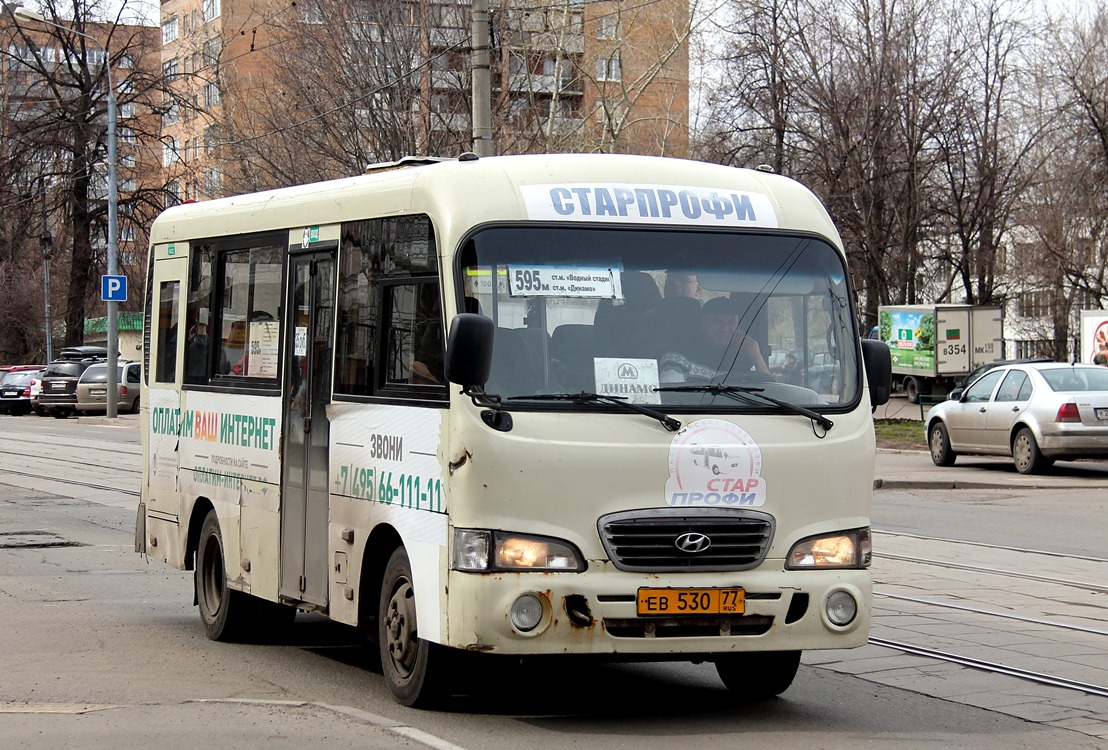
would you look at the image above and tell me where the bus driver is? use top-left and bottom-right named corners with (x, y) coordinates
top-left (659, 296), bottom-right (770, 383)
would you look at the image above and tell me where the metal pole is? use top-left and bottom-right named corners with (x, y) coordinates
top-left (15, 8), bottom-right (118, 416)
top-left (104, 66), bottom-right (119, 418)
top-left (40, 178), bottom-right (53, 364)
top-left (471, 0), bottom-right (492, 156)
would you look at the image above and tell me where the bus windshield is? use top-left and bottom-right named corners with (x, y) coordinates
top-left (460, 225), bottom-right (860, 410)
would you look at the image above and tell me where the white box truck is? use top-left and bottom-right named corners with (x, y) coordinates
top-left (876, 304), bottom-right (1003, 403)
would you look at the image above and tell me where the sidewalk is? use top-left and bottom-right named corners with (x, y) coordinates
top-left (876, 447), bottom-right (1108, 490)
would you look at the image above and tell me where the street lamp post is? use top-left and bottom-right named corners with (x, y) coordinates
top-left (14, 7), bottom-right (119, 418)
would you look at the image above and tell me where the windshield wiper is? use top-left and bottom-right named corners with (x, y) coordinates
top-left (507, 391), bottom-right (681, 432)
top-left (654, 383), bottom-right (833, 431)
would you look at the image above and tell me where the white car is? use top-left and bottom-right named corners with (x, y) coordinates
top-left (925, 362), bottom-right (1108, 474)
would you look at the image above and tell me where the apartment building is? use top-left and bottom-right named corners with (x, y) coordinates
top-left (158, 0), bottom-right (690, 200)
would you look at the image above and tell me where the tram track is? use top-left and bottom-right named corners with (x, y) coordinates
top-left (869, 636), bottom-right (1108, 698)
top-left (0, 466), bottom-right (140, 497)
top-left (870, 528), bottom-right (1108, 705)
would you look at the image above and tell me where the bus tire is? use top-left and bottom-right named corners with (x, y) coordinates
top-left (379, 547), bottom-right (451, 707)
top-left (715, 650), bottom-right (801, 699)
top-left (196, 509), bottom-right (248, 641)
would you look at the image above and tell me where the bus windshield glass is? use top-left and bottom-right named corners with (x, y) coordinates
top-left (460, 225), bottom-right (860, 410)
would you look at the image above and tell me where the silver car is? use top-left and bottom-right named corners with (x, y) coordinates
top-left (925, 362), bottom-right (1108, 474)
top-left (75, 361), bottom-right (142, 414)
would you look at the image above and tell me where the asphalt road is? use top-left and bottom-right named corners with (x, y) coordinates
top-left (1, 413), bottom-right (1106, 749)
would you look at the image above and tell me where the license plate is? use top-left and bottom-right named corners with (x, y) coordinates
top-left (1, 390), bottom-right (17, 397)
top-left (1097, 408), bottom-right (1108, 420)
top-left (637, 587), bottom-right (745, 616)
top-left (90, 389), bottom-right (106, 396)
top-left (51, 382), bottom-right (65, 390)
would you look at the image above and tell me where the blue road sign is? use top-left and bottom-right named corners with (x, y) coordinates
top-left (102, 275), bottom-right (128, 302)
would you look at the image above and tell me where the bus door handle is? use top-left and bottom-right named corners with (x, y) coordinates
top-left (303, 415), bottom-right (311, 434)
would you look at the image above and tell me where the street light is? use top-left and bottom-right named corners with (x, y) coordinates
top-left (14, 7), bottom-right (120, 418)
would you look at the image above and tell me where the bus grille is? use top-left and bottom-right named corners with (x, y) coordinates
top-left (598, 508), bottom-right (775, 572)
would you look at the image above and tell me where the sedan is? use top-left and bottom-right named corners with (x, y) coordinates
top-left (0, 368), bottom-right (45, 416)
top-left (925, 362), bottom-right (1108, 474)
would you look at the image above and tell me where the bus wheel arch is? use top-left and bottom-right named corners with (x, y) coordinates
top-left (358, 526), bottom-right (403, 653)
top-left (185, 497), bottom-right (216, 573)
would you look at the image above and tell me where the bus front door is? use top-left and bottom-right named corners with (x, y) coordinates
top-left (280, 251), bottom-right (335, 608)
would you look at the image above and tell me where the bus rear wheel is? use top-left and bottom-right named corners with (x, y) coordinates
top-left (196, 509), bottom-right (249, 641)
top-left (379, 547), bottom-right (451, 707)
top-left (715, 650), bottom-right (801, 699)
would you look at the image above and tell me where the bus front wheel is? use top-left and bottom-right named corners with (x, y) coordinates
top-left (379, 547), bottom-right (451, 707)
top-left (715, 650), bottom-right (801, 699)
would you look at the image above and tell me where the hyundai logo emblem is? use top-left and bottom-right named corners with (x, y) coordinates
top-left (674, 532), bottom-right (711, 553)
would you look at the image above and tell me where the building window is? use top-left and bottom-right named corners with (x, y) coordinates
top-left (203, 38), bottom-right (221, 66)
top-left (203, 166), bottom-right (222, 195)
top-left (120, 153), bottom-right (136, 168)
top-left (163, 58), bottom-right (179, 80)
top-left (162, 16), bottom-right (178, 44)
top-left (163, 100), bottom-right (179, 126)
top-left (204, 125), bottom-right (221, 153)
top-left (203, 0), bottom-right (221, 22)
top-left (204, 81), bottom-right (221, 107)
top-left (165, 181), bottom-right (181, 207)
top-left (118, 126), bottom-right (136, 144)
top-left (119, 102), bottom-right (135, 119)
top-left (597, 16), bottom-right (621, 40)
top-left (299, 0), bottom-right (324, 24)
top-left (164, 138), bottom-right (179, 167)
top-left (121, 177), bottom-right (136, 192)
top-left (596, 56), bottom-right (621, 81)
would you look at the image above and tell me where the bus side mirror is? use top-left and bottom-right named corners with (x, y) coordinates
top-left (862, 338), bottom-right (892, 407)
top-left (445, 313), bottom-right (494, 388)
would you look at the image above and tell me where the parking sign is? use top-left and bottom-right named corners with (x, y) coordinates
top-left (102, 275), bottom-right (127, 302)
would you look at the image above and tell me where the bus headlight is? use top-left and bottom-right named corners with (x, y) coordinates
top-left (453, 529), bottom-right (585, 572)
top-left (786, 527), bottom-right (871, 569)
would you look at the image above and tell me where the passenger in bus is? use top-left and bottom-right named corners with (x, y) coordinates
top-left (659, 296), bottom-right (769, 382)
top-left (185, 321), bottom-right (211, 383)
top-left (663, 270), bottom-right (701, 301)
top-left (653, 269), bottom-right (703, 354)
top-left (410, 287), bottom-right (445, 384)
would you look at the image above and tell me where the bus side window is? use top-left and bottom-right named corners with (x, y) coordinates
top-left (155, 280), bottom-right (180, 383)
top-left (385, 282), bottom-right (444, 387)
top-left (333, 215), bottom-right (442, 399)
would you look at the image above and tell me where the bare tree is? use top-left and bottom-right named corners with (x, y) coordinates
top-left (2, 0), bottom-right (165, 350)
top-left (930, 0), bottom-right (1041, 307)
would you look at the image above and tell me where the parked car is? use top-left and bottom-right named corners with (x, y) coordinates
top-left (75, 361), bottom-right (141, 414)
top-left (0, 364), bottom-right (45, 375)
top-left (925, 361), bottom-right (1108, 474)
top-left (38, 346), bottom-right (111, 419)
top-left (0, 368), bottom-right (45, 416)
top-left (952, 357), bottom-right (1054, 394)
top-left (28, 371), bottom-right (46, 416)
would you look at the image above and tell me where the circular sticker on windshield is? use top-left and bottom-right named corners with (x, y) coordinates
top-left (665, 419), bottom-right (766, 507)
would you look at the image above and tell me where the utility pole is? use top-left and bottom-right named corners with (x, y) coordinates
top-left (471, 0), bottom-right (492, 156)
top-left (40, 178), bottom-right (53, 364)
